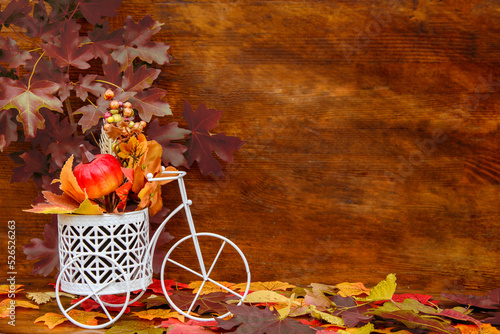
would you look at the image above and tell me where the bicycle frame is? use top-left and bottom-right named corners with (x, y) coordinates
top-left (145, 169), bottom-right (208, 282)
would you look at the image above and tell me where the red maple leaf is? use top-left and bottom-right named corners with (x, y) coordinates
top-left (78, 0), bottom-right (122, 25)
top-left (0, 109), bottom-right (18, 152)
top-left (0, 77), bottom-right (63, 139)
top-left (71, 294), bottom-right (144, 313)
top-left (128, 88), bottom-right (171, 122)
top-left (22, 216), bottom-right (59, 276)
top-left (10, 148), bottom-right (49, 184)
top-left (182, 101), bottom-right (245, 177)
top-left (74, 74), bottom-right (105, 102)
top-left (217, 304), bottom-right (316, 333)
top-left (122, 65), bottom-right (160, 92)
top-left (147, 119), bottom-right (191, 167)
top-left (146, 278), bottom-right (189, 294)
top-left (0, 36), bottom-right (32, 68)
top-left (111, 15), bottom-right (170, 70)
top-left (87, 20), bottom-right (124, 64)
top-left (32, 110), bottom-right (91, 170)
top-left (0, 0), bottom-right (31, 28)
top-left (24, 57), bottom-right (71, 102)
top-left (41, 20), bottom-right (93, 69)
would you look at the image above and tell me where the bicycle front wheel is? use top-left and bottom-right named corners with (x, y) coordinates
top-left (161, 233), bottom-right (251, 322)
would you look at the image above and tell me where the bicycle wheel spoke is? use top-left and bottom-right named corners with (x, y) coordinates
top-left (206, 240), bottom-right (226, 277)
top-left (167, 258), bottom-right (204, 279)
top-left (64, 293), bottom-right (95, 312)
top-left (187, 280), bottom-right (206, 315)
top-left (206, 277), bottom-right (242, 298)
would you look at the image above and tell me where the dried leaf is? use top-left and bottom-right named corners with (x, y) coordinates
top-left (189, 281), bottom-right (235, 295)
top-left (147, 119), bottom-right (190, 167)
top-left (132, 309), bottom-right (184, 322)
top-left (34, 312), bottom-right (67, 329)
top-left (58, 155), bottom-right (86, 203)
top-left (0, 298), bottom-right (39, 318)
top-left (26, 292), bottom-right (52, 304)
top-left (232, 281), bottom-right (295, 292)
top-left (308, 305), bottom-right (345, 326)
top-left (45, 291), bottom-right (75, 299)
top-left (0, 284), bottom-right (23, 294)
top-left (360, 273), bottom-right (397, 302)
top-left (105, 320), bottom-right (167, 334)
top-left (240, 290), bottom-right (290, 304)
top-left (0, 108), bottom-right (18, 152)
top-left (454, 323), bottom-right (500, 334)
top-left (72, 198), bottom-right (103, 215)
top-left (336, 282), bottom-right (371, 297)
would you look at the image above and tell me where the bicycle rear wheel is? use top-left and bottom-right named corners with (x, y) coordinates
top-left (161, 232), bottom-right (250, 321)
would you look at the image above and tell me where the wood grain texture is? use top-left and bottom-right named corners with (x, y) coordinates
top-left (1, 0), bottom-right (500, 296)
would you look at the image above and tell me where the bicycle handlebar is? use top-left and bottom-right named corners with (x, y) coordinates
top-left (146, 168), bottom-right (186, 182)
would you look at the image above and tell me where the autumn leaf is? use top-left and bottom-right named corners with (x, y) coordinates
top-left (74, 74), bottom-right (105, 101)
top-left (305, 283), bottom-right (336, 308)
top-left (71, 294), bottom-right (144, 313)
top-left (392, 293), bottom-right (435, 306)
top-left (26, 292), bottom-right (52, 304)
top-left (0, 285), bottom-right (23, 294)
top-left (0, 77), bottom-right (63, 138)
top-left (88, 20), bottom-right (124, 64)
top-left (67, 309), bottom-right (108, 327)
top-left (9, 148), bottom-right (50, 184)
top-left (74, 103), bottom-right (107, 133)
top-left (132, 309), bottom-right (184, 322)
top-left (105, 320), bottom-right (167, 334)
top-left (0, 0), bottom-right (31, 28)
top-left (183, 101), bottom-right (245, 177)
top-left (0, 35), bottom-right (32, 68)
top-left (336, 282), bottom-right (371, 297)
top-left (122, 65), bottom-right (161, 92)
top-left (78, 0), bottom-right (122, 25)
top-left (240, 290), bottom-right (290, 304)
top-left (22, 216), bottom-right (59, 276)
top-left (72, 198), bottom-right (104, 215)
top-left (455, 323), bottom-right (500, 334)
top-left (189, 281), bottom-right (235, 295)
top-left (161, 320), bottom-right (217, 333)
top-left (0, 108), bottom-right (18, 152)
top-left (147, 119), bottom-right (190, 167)
top-left (437, 309), bottom-right (482, 328)
top-left (0, 298), bottom-right (39, 318)
top-left (218, 303), bottom-right (316, 333)
top-left (146, 278), bottom-right (189, 294)
top-left (34, 312), bottom-right (67, 329)
top-left (308, 305), bottom-right (345, 326)
top-left (233, 281), bottom-right (296, 292)
top-left (111, 15), bottom-right (170, 70)
top-left (128, 88), bottom-right (172, 122)
top-left (41, 20), bottom-right (93, 69)
top-left (57, 155), bottom-right (86, 203)
top-left (442, 292), bottom-right (500, 310)
top-left (168, 291), bottom-right (231, 315)
top-left (359, 273), bottom-right (397, 302)
top-left (367, 309), bottom-right (459, 334)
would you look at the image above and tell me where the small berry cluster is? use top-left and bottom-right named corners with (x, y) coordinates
top-left (102, 89), bottom-right (146, 140)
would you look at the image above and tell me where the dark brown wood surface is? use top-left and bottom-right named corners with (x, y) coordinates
top-left (1, 0), bottom-right (500, 305)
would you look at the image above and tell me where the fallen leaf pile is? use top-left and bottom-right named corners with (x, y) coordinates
top-left (1, 276), bottom-right (500, 333)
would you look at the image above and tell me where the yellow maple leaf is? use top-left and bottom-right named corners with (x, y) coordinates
top-left (34, 312), bottom-right (67, 329)
top-left (336, 282), bottom-right (371, 297)
top-left (0, 298), bottom-right (39, 318)
top-left (189, 281), bottom-right (235, 295)
top-left (360, 273), bottom-right (397, 301)
top-left (58, 155), bottom-right (87, 203)
top-left (132, 309), bottom-right (184, 322)
top-left (232, 281), bottom-right (296, 292)
top-left (240, 290), bottom-right (290, 304)
top-left (0, 285), bottom-right (23, 295)
top-left (72, 198), bottom-right (103, 215)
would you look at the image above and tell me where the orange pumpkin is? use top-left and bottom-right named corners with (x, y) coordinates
top-left (74, 145), bottom-right (124, 199)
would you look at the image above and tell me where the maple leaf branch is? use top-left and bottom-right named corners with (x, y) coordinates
top-left (95, 80), bottom-right (123, 90)
top-left (27, 51), bottom-right (45, 90)
top-left (67, 0), bottom-right (82, 22)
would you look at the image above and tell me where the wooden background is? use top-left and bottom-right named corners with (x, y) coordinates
top-left (1, 0), bottom-right (500, 295)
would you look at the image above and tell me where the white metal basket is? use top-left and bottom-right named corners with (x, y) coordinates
top-left (57, 208), bottom-right (152, 295)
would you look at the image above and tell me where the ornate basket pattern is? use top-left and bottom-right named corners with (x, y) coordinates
top-left (57, 209), bottom-right (152, 295)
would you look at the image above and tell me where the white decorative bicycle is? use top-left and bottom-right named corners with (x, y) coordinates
top-left (55, 169), bottom-right (251, 329)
